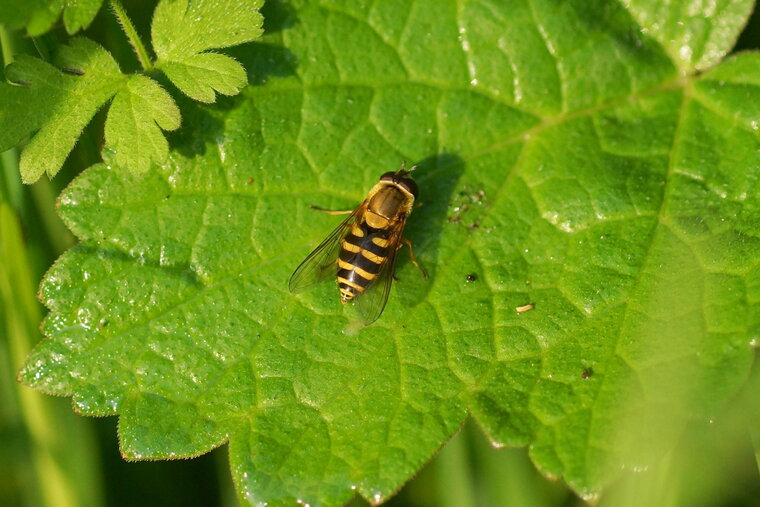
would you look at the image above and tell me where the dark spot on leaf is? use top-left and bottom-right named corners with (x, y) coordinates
top-left (60, 67), bottom-right (85, 76)
top-left (582, 368), bottom-right (593, 379)
top-left (466, 273), bottom-right (477, 282)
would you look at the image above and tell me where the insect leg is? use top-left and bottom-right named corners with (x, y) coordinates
top-left (401, 237), bottom-right (428, 279)
top-left (309, 205), bottom-right (354, 215)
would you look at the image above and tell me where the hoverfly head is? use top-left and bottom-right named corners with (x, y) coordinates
top-left (379, 163), bottom-right (419, 198)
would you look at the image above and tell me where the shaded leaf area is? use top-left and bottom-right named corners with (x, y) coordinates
top-left (20, 0), bottom-right (760, 505)
top-left (0, 0), bottom-right (263, 181)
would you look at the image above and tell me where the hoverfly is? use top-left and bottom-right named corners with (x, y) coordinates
top-left (289, 164), bottom-right (427, 324)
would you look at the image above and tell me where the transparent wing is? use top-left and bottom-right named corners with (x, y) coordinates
top-left (353, 223), bottom-right (405, 325)
top-left (288, 206), bottom-right (363, 293)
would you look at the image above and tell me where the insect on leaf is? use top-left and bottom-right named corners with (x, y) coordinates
top-left (18, 0), bottom-right (760, 505)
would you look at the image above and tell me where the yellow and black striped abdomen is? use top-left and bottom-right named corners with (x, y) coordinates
top-left (337, 223), bottom-right (391, 303)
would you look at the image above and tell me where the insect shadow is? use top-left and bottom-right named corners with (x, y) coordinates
top-left (394, 152), bottom-right (465, 305)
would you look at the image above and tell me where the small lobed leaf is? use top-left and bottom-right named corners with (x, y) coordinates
top-left (105, 75), bottom-right (181, 172)
top-left (151, 0), bottom-right (264, 102)
top-left (0, 0), bottom-right (48, 31)
top-left (4, 38), bottom-right (125, 183)
top-left (0, 56), bottom-right (66, 152)
top-left (160, 52), bottom-right (247, 103)
top-left (62, 0), bottom-right (104, 34)
top-left (3, 33), bottom-right (187, 181)
top-left (22, 0), bottom-right (64, 35)
top-left (0, 0), bottom-right (103, 35)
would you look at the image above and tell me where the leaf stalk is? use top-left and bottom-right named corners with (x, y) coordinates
top-left (0, 25), bottom-right (16, 66)
top-left (109, 0), bottom-right (153, 71)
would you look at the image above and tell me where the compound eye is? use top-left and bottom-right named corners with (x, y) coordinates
top-left (398, 177), bottom-right (419, 199)
top-left (379, 171), bottom-right (396, 182)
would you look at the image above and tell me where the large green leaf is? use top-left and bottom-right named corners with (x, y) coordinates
top-left (20, 0), bottom-right (760, 504)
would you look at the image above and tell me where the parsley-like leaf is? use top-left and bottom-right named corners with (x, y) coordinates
top-left (152, 0), bottom-right (263, 102)
top-left (0, 0), bottom-right (103, 35)
top-left (105, 75), bottom-right (181, 172)
top-left (5, 38), bottom-right (124, 183)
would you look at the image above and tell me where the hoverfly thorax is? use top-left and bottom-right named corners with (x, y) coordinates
top-left (365, 190), bottom-right (411, 230)
top-left (289, 164), bottom-right (426, 325)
